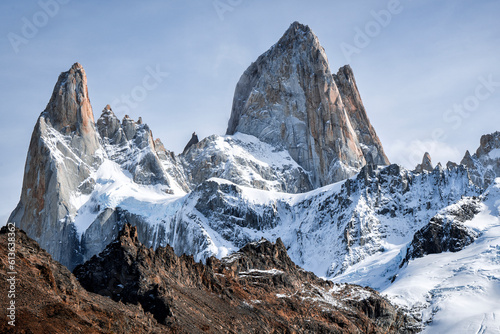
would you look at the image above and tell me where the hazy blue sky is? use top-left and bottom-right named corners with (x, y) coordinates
top-left (1, 0), bottom-right (499, 222)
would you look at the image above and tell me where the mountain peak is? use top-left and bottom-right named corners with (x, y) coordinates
top-left (71, 61), bottom-right (83, 70)
top-left (477, 131), bottom-right (500, 158)
top-left (415, 152), bottom-right (433, 173)
top-left (226, 22), bottom-right (389, 186)
top-left (9, 62), bottom-right (103, 269)
top-left (280, 21), bottom-right (316, 42)
top-left (44, 62), bottom-right (95, 137)
top-left (182, 131), bottom-right (199, 154)
top-left (274, 21), bottom-right (324, 60)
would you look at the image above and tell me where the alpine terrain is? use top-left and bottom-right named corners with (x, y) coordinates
top-left (6, 22), bottom-right (500, 333)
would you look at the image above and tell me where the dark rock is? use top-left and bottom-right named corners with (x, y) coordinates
top-left (182, 131), bottom-right (199, 153)
top-left (403, 197), bottom-right (481, 264)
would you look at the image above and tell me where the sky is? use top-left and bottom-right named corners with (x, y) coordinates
top-left (1, 0), bottom-right (499, 223)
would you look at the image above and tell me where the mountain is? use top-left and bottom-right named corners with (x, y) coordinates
top-left (226, 22), bottom-right (389, 187)
top-left (8, 63), bottom-right (104, 268)
top-left (9, 22), bottom-right (391, 270)
top-left (0, 224), bottom-right (418, 333)
top-left (73, 223), bottom-right (419, 333)
top-left (7, 21), bottom-right (500, 332)
top-left (0, 225), bottom-right (165, 333)
top-left (343, 180), bottom-right (500, 332)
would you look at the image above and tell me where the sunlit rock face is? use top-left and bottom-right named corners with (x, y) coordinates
top-left (227, 22), bottom-right (389, 187)
top-left (9, 63), bottom-right (104, 268)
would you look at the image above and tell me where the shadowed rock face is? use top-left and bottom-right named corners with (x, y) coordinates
top-left (74, 223), bottom-right (420, 333)
top-left (182, 131), bottom-right (199, 153)
top-left (403, 197), bottom-right (481, 264)
top-left (9, 63), bottom-right (103, 269)
top-left (226, 22), bottom-right (389, 187)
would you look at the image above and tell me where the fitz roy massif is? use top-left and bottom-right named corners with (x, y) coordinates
top-left (4, 22), bottom-right (500, 333)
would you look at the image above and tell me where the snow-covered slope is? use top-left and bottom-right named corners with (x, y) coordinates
top-left (180, 132), bottom-right (312, 193)
top-left (70, 159), bottom-right (479, 274)
top-left (387, 180), bottom-right (500, 333)
top-left (97, 106), bottom-right (189, 194)
top-left (328, 179), bottom-right (500, 333)
top-left (178, 164), bottom-right (479, 275)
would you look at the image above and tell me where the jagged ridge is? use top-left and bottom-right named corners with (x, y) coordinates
top-left (73, 223), bottom-right (419, 333)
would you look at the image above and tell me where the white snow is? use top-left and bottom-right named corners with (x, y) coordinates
top-left (332, 179), bottom-right (500, 333)
top-left (239, 269), bottom-right (284, 276)
top-left (487, 148), bottom-right (500, 161)
top-left (72, 159), bottom-right (181, 235)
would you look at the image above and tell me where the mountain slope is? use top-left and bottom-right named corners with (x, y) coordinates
top-left (7, 21), bottom-right (500, 332)
top-left (73, 223), bottom-right (419, 333)
top-left (0, 225), bottom-right (164, 333)
top-left (383, 180), bottom-right (500, 333)
top-left (180, 132), bottom-right (312, 193)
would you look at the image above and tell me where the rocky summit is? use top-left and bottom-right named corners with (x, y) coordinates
top-left (460, 131), bottom-right (500, 188)
top-left (6, 21), bottom-right (500, 332)
top-left (9, 63), bottom-right (104, 269)
top-left (226, 22), bottom-right (389, 186)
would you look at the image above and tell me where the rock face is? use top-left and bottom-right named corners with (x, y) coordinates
top-left (403, 197), bottom-right (481, 263)
top-left (74, 223), bottom-right (419, 333)
top-left (226, 22), bottom-right (389, 186)
top-left (0, 225), bottom-right (165, 333)
top-left (9, 63), bottom-right (104, 268)
top-left (333, 65), bottom-right (388, 167)
top-left (415, 152), bottom-right (433, 173)
top-left (460, 131), bottom-right (500, 188)
top-left (182, 131), bottom-right (199, 153)
top-left (8, 64), bottom-right (191, 270)
top-left (97, 107), bottom-right (188, 191)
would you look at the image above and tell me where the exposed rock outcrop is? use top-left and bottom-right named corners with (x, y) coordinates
top-left (226, 22), bottom-right (389, 187)
top-left (460, 131), bottom-right (500, 188)
top-left (403, 197), bottom-right (481, 263)
top-left (415, 152), bottom-right (433, 173)
top-left (74, 223), bottom-right (419, 333)
top-left (333, 65), bottom-right (388, 167)
top-left (97, 109), bottom-right (177, 187)
top-left (9, 63), bottom-right (104, 269)
top-left (0, 225), bottom-right (164, 333)
top-left (182, 131), bottom-right (199, 153)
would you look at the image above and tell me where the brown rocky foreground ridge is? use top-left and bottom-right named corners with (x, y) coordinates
top-left (0, 223), bottom-right (420, 333)
top-left (0, 225), bottom-right (165, 333)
